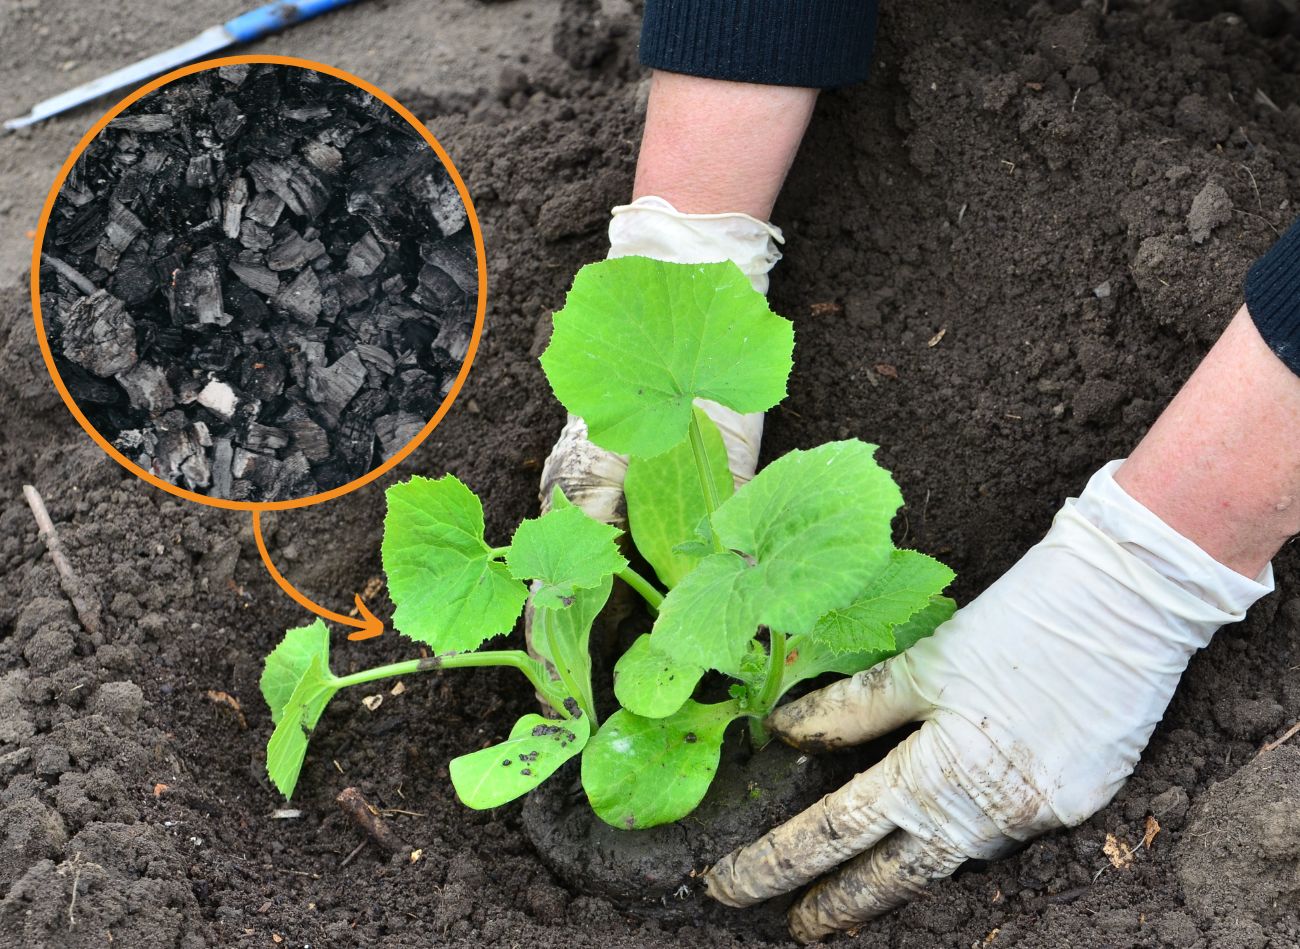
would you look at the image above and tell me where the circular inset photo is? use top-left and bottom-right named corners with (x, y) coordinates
top-left (34, 58), bottom-right (483, 507)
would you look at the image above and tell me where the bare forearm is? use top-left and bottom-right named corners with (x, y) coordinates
top-left (1117, 306), bottom-right (1300, 577)
top-left (632, 70), bottom-right (817, 220)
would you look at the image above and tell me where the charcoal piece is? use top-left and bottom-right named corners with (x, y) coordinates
top-left (345, 232), bottom-right (384, 277)
top-left (227, 284), bottom-right (270, 323)
top-left (239, 351), bottom-right (287, 401)
top-left (197, 380), bottom-right (238, 419)
top-left (245, 422), bottom-right (289, 452)
top-left (103, 201), bottom-right (145, 252)
top-left (356, 344), bottom-right (395, 375)
top-left (267, 229), bottom-right (326, 271)
top-left (111, 114), bottom-right (173, 132)
top-left (115, 362), bottom-right (175, 415)
top-left (222, 176), bottom-right (249, 238)
top-left (435, 320), bottom-right (474, 362)
top-left (419, 241), bottom-right (476, 294)
top-left (42, 254), bottom-right (97, 296)
top-left (407, 166), bottom-right (468, 236)
top-left (302, 140), bottom-right (343, 173)
top-left (228, 255), bottom-right (279, 296)
top-left (244, 191), bottom-right (285, 227)
top-left (211, 437), bottom-right (234, 498)
top-left (211, 97), bottom-right (246, 139)
top-left (412, 262), bottom-right (464, 312)
top-left (281, 414), bottom-right (331, 462)
top-left (232, 448), bottom-right (282, 492)
top-left (267, 451), bottom-right (314, 501)
top-left (186, 154), bottom-right (215, 188)
top-left (346, 191), bottom-right (401, 245)
top-left (275, 268), bottom-right (323, 324)
top-left (61, 290), bottom-right (137, 377)
top-left (62, 362), bottom-right (124, 404)
top-left (110, 250), bottom-right (155, 304)
top-left (397, 370), bottom-right (440, 417)
top-left (285, 105), bottom-right (330, 122)
top-left (218, 64), bottom-right (250, 85)
top-left (375, 411), bottom-right (425, 459)
top-left (238, 220), bottom-right (273, 250)
top-left (306, 350), bottom-right (366, 420)
top-left (247, 157), bottom-right (330, 220)
top-left (174, 250), bottom-right (230, 326)
top-left (335, 389), bottom-right (389, 475)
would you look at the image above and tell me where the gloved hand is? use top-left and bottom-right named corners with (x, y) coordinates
top-left (538, 195), bottom-right (784, 523)
top-left (704, 460), bottom-right (1273, 942)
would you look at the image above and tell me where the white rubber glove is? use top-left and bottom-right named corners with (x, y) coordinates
top-left (538, 195), bottom-right (784, 521)
top-left (704, 461), bottom-right (1273, 942)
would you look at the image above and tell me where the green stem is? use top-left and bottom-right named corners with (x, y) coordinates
top-left (748, 628), bottom-right (787, 748)
top-left (688, 412), bottom-right (726, 553)
top-left (332, 650), bottom-right (559, 712)
top-left (618, 566), bottom-right (664, 613)
top-left (488, 546), bottom-right (510, 560)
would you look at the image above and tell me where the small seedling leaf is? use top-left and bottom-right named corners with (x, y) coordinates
top-left (581, 700), bottom-right (741, 829)
top-left (264, 649), bottom-right (339, 799)
top-left (625, 407), bottom-right (733, 588)
top-left (260, 619), bottom-right (330, 725)
top-left (648, 441), bottom-right (904, 673)
top-left (806, 549), bottom-right (955, 656)
top-left (613, 633), bottom-right (705, 719)
top-left (530, 577), bottom-right (612, 722)
top-left (383, 475), bottom-right (528, 652)
top-left (782, 595), bottom-right (957, 697)
top-left (506, 499), bottom-right (627, 609)
top-left (450, 711), bottom-right (591, 810)
top-left (540, 257), bottom-right (794, 458)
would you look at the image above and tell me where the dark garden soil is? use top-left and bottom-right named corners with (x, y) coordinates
top-left (3, 1), bottom-right (1300, 946)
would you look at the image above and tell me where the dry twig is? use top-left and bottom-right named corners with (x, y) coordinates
top-left (336, 786), bottom-right (408, 858)
top-left (23, 485), bottom-right (102, 635)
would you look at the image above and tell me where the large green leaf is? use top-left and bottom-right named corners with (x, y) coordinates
top-left (540, 257), bottom-right (794, 458)
top-left (648, 441), bottom-right (904, 674)
top-left (383, 475), bottom-right (528, 652)
top-left (581, 700), bottom-right (741, 829)
top-left (625, 407), bottom-right (733, 588)
top-left (613, 633), bottom-right (704, 719)
top-left (781, 595), bottom-right (957, 697)
top-left (260, 620), bottom-right (330, 725)
top-left (506, 498), bottom-right (627, 609)
top-left (450, 711), bottom-right (590, 809)
top-left (265, 650), bottom-right (340, 799)
top-left (806, 549), bottom-right (955, 656)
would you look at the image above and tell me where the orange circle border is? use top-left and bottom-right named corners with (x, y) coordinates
top-left (29, 54), bottom-right (488, 512)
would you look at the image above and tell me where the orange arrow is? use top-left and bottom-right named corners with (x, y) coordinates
top-left (251, 511), bottom-right (384, 641)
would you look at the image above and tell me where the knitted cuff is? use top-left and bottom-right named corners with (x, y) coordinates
top-left (1244, 216), bottom-right (1300, 376)
top-left (639, 0), bottom-right (879, 90)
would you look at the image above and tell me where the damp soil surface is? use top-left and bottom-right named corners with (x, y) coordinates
top-left (3, 1), bottom-right (1300, 947)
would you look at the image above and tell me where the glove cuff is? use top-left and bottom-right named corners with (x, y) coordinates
top-left (608, 196), bottom-right (784, 294)
top-left (1073, 460), bottom-right (1274, 619)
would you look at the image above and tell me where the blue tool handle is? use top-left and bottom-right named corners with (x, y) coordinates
top-left (225, 0), bottom-right (359, 43)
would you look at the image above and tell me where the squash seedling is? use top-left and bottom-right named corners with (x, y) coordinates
top-left (260, 256), bottom-right (956, 829)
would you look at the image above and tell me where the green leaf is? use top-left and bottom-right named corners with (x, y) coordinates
top-left (450, 711), bottom-right (590, 809)
top-left (782, 595), bottom-right (956, 697)
top-left (648, 441), bottom-right (904, 674)
top-left (806, 549), bottom-right (955, 656)
top-left (506, 501), bottom-right (627, 609)
top-left (265, 651), bottom-right (339, 799)
top-left (625, 408), bottom-right (733, 588)
top-left (613, 633), bottom-right (704, 718)
top-left (530, 577), bottom-right (611, 723)
top-left (260, 620), bottom-right (330, 725)
top-left (540, 257), bottom-right (794, 458)
top-left (581, 700), bottom-right (741, 829)
top-left (383, 475), bottom-right (528, 652)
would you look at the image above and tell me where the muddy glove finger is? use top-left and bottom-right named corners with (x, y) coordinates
top-left (787, 829), bottom-right (966, 943)
top-left (538, 414), bottom-right (628, 525)
top-left (767, 655), bottom-right (930, 752)
top-left (703, 745), bottom-right (904, 907)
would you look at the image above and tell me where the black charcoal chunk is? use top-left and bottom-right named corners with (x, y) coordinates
top-left (419, 241), bottom-right (476, 294)
top-left (228, 254), bottom-right (279, 295)
top-left (275, 268), bottom-right (323, 324)
top-left (375, 412), bottom-right (425, 459)
top-left (210, 437), bottom-right (234, 498)
top-left (174, 248), bottom-right (230, 326)
top-left (217, 64), bottom-right (251, 85)
top-left (245, 422), bottom-right (289, 452)
top-left (306, 350), bottom-right (366, 418)
top-left (244, 191), bottom-right (284, 227)
top-left (238, 220), bottom-right (273, 250)
top-left (210, 97), bottom-right (246, 139)
top-left (111, 114), bottom-right (173, 132)
top-left (407, 167), bottom-right (468, 236)
top-left (222, 176), bottom-right (249, 238)
top-left (247, 157), bottom-right (330, 220)
top-left (302, 140), bottom-right (343, 173)
top-left (61, 290), bottom-right (138, 377)
top-left (281, 414), bottom-right (331, 462)
top-left (186, 154), bottom-right (215, 188)
top-left (115, 362), bottom-right (175, 415)
top-left (345, 232), bottom-right (384, 277)
top-left (267, 229), bottom-right (326, 271)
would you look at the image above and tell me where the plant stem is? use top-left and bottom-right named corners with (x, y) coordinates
top-left (618, 566), bottom-right (664, 612)
top-left (748, 628), bottom-right (786, 747)
top-left (488, 546), bottom-right (510, 560)
top-left (688, 412), bottom-right (727, 553)
top-left (332, 650), bottom-right (557, 709)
